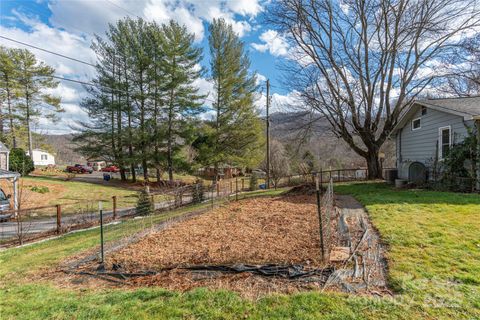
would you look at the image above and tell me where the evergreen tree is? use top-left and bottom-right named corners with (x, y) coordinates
top-left (201, 18), bottom-right (264, 179)
top-left (0, 46), bottom-right (21, 147)
top-left (158, 21), bottom-right (204, 182)
top-left (14, 49), bottom-right (63, 157)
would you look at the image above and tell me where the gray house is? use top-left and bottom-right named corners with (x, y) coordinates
top-left (391, 97), bottom-right (480, 183)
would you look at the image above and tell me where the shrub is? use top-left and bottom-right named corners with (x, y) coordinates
top-left (249, 173), bottom-right (258, 191)
top-left (9, 148), bottom-right (34, 176)
top-left (192, 180), bottom-right (205, 204)
top-left (136, 187), bottom-right (154, 216)
top-left (30, 186), bottom-right (49, 194)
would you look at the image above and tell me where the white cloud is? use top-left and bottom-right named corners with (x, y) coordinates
top-left (193, 77), bottom-right (215, 107)
top-left (251, 30), bottom-right (289, 57)
top-left (226, 0), bottom-right (262, 17)
top-left (1, 0), bottom-right (265, 133)
top-left (255, 73), bottom-right (267, 85)
top-left (48, 0), bottom-right (260, 42)
top-left (254, 90), bottom-right (302, 116)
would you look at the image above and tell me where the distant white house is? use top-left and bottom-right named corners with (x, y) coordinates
top-left (28, 149), bottom-right (55, 166)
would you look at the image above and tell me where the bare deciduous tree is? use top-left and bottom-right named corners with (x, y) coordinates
top-left (262, 139), bottom-right (291, 188)
top-left (269, 0), bottom-right (480, 178)
top-left (446, 34), bottom-right (480, 96)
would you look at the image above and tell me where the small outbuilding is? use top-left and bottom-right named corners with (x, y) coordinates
top-left (28, 149), bottom-right (55, 166)
top-left (0, 142), bottom-right (19, 216)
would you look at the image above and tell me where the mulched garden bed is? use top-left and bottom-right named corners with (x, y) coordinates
top-left (46, 192), bottom-right (390, 298)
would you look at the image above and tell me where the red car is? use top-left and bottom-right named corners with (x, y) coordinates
top-left (101, 165), bottom-right (120, 173)
top-left (66, 164), bottom-right (93, 174)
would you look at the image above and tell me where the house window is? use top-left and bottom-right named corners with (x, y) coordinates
top-left (412, 117), bottom-right (421, 130)
top-left (439, 126), bottom-right (451, 159)
top-left (41, 154), bottom-right (48, 160)
top-left (421, 106), bottom-right (427, 115)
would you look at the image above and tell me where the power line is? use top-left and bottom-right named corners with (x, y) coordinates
top-left (0, 35), bottom-right (97, 68)
top-left (105, 0), bottom-right (144, 20)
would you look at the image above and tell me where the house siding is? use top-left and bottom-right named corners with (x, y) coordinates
top-left (397, 107), bottom-right (474, 179)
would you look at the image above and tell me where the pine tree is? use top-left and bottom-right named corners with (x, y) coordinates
top-left (202, 18), bottom-right (264, 179)
top-left (158, 20), bottom-right (204, 182)
top-left (14, 49), bottom-right (63, 157)
top-left (0, 46), bottom-right (21, 147)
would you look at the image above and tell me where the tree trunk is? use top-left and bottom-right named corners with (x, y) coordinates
top-left (5, 81), bottom-right (16, 148)
top-left (123, 58), bottom-right (135, 183)
top-left (127, 111), bottom-right (136, 183)
top-left (365, 151), bottom-right (382, 179)
top-left (25, 92), bottom-right (33, 158)
top-left (167, 108), bottom-right (174, 182)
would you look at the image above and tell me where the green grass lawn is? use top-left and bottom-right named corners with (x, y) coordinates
top-left (0, 184), bottom-right (479, 319)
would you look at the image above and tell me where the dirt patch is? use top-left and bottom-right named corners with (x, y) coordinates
top-left (0, 180), bottom-right (66, 209)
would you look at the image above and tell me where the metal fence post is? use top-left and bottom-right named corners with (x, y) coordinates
top-left (99, 201), bottom-right (104, 266)
top-left (112, 196), bottom-right (117, 219)
top-left (315, 174), bottom-right (324, 261)
top-left (56, 204), bottom-right (61, 234)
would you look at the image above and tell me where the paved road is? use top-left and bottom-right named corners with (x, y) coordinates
top-left (0, 197), bottom-right (192, 240)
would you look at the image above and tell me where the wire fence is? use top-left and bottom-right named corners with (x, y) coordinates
top-left (0, 167), bottom-right (374, 247)
top-left (320, 178), bottom-right (335, 261)
top-left (0, 179), bottom-right (254, 247)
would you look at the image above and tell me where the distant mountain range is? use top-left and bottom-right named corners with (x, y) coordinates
top-left (41, 134), bottom-right (86, 165)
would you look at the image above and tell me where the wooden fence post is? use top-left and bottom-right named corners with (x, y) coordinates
top-left (320, 168), bottom-right (323, 194)
top-left (242, 178), bottom-right (245, 190)
top-left (56, 204), bottom-right (61, 234)
top-left (112, 196), bottom-right (117, 219)
top-left (235, 176), bottom-right (238, 201)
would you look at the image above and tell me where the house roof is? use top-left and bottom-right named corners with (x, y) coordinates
top-left (391, 96), bottom-right (480, 135)
top-left (32, 148), bottom-right (53, 154)
top-left (418, 96), bottom-right (480, 117)
top-left (0, 142), bottom-right (9, 153)
top-left (0, 169), bottom-right (20, 179)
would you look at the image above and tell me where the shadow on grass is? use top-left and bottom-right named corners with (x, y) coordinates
top-left (335, 182), bottom-right (480, 206)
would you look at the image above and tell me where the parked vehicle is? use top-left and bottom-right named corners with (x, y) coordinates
top-left (66, 164), bottom-right (93, 174)
top-left (101, 165), bottom-right (120, 173)
top-left (251, 169), bottom-right (266, 178)
top-left (87, 161), bottom-right (106, 171)
top-left (0, 188), bottom-right (12, 222)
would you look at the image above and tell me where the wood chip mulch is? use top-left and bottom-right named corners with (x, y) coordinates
top-left (108, 194), bottom-right (324, 271)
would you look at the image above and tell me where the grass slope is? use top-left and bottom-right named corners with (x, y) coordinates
top-left (1, 184), bottom-right (479, 319)
top-left (336, 183), bottom-right (480, 319)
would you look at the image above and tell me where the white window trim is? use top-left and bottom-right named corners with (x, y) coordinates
top-left (411, 117), bottom-right (422, 131)
top-left (438, 125), bottom-right (452, 160)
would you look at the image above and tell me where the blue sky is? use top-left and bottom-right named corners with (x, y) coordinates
top-left (0, 0), bottom-right (295, 134)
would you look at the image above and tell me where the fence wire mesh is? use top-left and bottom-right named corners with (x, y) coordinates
top-left (320, 178), bottom-right (335, 260)
top-left (1, 168), bottom-right (364, 247)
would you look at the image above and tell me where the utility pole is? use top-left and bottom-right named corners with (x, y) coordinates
top-left (266, 79), bottom-right (270, 189)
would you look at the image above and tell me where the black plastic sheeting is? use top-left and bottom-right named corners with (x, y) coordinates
top-left (73, 263), bottom-right (335, 283)
top-left (183, 264), bottom-right (334, 279)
